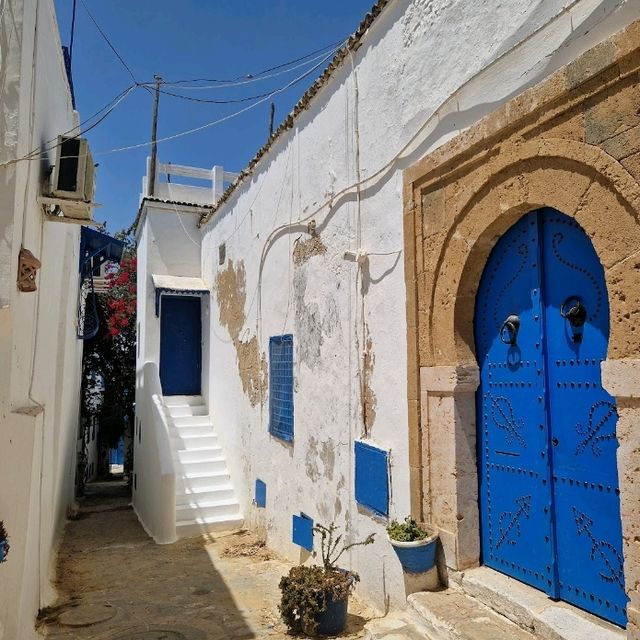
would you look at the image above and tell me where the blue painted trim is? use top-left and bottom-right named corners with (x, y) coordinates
top-left (154, 287), bottom-right (208, 317)
top-left (354, 440), bottom-right (389, 517)
top-left (292, 513), bottom-right (313, 551)
top-left (269, 335), bottom-right (294, 442)
top-left (255, 479), bottom-right (267, 508)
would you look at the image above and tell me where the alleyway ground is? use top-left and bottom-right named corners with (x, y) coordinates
top-left (38, 480), bottom-right (377, 640)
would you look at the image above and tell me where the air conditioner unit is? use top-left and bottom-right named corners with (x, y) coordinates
top-left (46, 135), bottom-right (96, 219)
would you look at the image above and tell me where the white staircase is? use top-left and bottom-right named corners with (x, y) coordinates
top-left (164, 395), bottom-right (243, 538)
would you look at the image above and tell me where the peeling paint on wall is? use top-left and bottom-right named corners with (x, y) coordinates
top-left (362, 329), bottom-right (377, 436)
top-left (305, 435), bottom-right (336, 483)
top-left (292, 234), bottom-right (327, 266)
top-left (215, 259), bottom-right (268, 406)
top-left (293, 269), bottom-right (340, 370)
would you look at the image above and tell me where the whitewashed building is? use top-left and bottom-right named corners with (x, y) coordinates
top-left (0, 1), bottom-right (101, 638)
top-left (135, 2), bottom-right (640, 638)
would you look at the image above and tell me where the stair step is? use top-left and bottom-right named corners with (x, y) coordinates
top-left (166, 404), bottom-right (208, 417)
top-left (163, 395), bottom-right (203, 407)
top-left (171, 434), bottom-right (219, 449)
top-left (178, 458), bottom-right (228, 475)
top-left (176, 447), bottom-right (223, 464)
top-left (176, 499), bottom-right (241, 522)
top-left (175, 515), bottom-right (244, 539)
top-left (176, 485), bottom-right (236, 506)
top-left (177, 471), bottom-right (232, 491)
top-left (170, 424), bottom-right (213, 437)
top-left (171, 415), bottom-right (213, 427)
top-left (405, 590), bottom-right (536, 640)
top-left (364, 612), bottom-right (429, 640)
top-left (457, 567), bottom-right (624, 640)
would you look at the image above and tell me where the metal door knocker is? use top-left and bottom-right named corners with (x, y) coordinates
top-left (500, 314), bottom-right (520, 346)
top-left (561, 296), bottom-right (586, 343)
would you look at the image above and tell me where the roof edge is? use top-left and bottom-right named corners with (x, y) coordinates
top-left (197, 0), bottom-right (391, 228)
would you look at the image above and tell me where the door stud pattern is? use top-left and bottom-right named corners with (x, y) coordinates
top-left (475, 209), bottom-right (627, 626)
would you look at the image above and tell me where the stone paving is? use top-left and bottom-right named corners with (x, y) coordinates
top-left (37, 480), bottom-right (376, 640)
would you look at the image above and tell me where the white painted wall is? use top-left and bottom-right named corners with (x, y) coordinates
top-left (0, 1), bottom-right (85, 638)
top-left (133, 204), bottom-right (205, 539)
top-left (192, 0), bottom-right (640, 611)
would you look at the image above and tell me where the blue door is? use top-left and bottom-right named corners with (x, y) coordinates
top-left (160, 295), bottom-right (202, 396)
top-left (475, 209), bottom-right (626, 626)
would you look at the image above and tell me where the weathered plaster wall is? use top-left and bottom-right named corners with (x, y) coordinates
top-left (0, 1), bottom-right (85, 639)
top-left (197, 0), bottom-right (639, 610)
top-left (405, 18), bottom-right (640, 638)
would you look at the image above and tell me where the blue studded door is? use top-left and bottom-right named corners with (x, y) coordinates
top-left (475, 208), bottom-right (626, 626)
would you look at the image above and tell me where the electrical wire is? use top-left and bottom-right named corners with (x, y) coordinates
top-left (158, 38), bottom-right (345, 88)
top-left (151, 46), bottom-right (344, 92)
top-left (78, 0), bottom-right (138, 85)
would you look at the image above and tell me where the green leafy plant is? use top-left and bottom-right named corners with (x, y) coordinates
top-left (386, 517), bottom-right (433, 542)
top-left (0, 520), bottom-right (10, 562)
top-left (278, 523), bottom-right (375, 635)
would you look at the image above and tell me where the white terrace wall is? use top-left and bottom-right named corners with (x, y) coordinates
top-left (198, 0), bottom-right (640, 610)
top-left (0, 1), bottom-right (85, 638)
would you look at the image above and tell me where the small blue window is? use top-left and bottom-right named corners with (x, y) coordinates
top-left (255, 479), bottom-right (267, 508)
top-left (269, 335), bottom-right (294, 442)
top-left (292, 513), bottom-right (314, 551)
top-left (355, 441), bottom-right (389, 517)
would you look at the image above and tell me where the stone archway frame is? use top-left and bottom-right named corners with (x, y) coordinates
top-left (403, 21), bottom-right (640, 637)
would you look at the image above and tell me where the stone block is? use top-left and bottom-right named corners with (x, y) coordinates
top-left (585, 79), bottom-right (640, 146)
top-left (566, 40), bottom-right (617, 90)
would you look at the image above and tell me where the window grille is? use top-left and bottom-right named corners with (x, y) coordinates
top-left (269, 334), bottom-right (294, 442)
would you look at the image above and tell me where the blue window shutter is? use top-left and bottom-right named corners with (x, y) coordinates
top-left (269, 335), bottom-right (294, 442)
top-left (255, 479), bottom-right (267, 508)
top-left (292, 513), bottom-right (314, 551)
top-left (355, 441), bottom-right (389, 517)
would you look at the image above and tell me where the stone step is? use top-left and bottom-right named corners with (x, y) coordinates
top-left (456, 567), bottom-right (624, 640)
top-left (406, 590), bottom-right (536, 640)
top-left (175, 485), bottom-right (236, 506)
top-left (171, 415), bottom-right (213, 427)
top-left (170, 424), bottom-right (213, 438)
top-left (175, 446), bottom-right (223, 464)
top-left (364, 612), bottom-right (431, 640)
top-left (170, 433), bottom-right (219, 450)
top-left (177, 457), bottom-right (227, 476)
top-left (163, 395), bottom-right (203, 407)
top-left (175, 499), bottom-right (242, 523)
top-left (175, 514), bottom-right (244, 540)
top-left (166, 404), bottom-right (208, 417)
top-left (177, 471), bottom-right (232, 491)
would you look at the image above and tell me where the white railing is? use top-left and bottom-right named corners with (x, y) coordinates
top-left (140, 158), bottom-right (239, 207)
top-left (132, 362), bottom-right (176, 544)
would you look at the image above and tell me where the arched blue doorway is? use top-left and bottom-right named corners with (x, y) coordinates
top-left (474, 208), bottom-right (626, 626)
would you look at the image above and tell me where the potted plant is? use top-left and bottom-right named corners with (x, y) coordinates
top-left (279, 523), bottom-right (375, 636)
top-left (387, 517), bottom-right (437, 574)
top-left (0, 521), bottom-right (9, 563)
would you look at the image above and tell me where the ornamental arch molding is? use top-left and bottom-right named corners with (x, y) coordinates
top-left (403, 26), bottom-right (640, 633)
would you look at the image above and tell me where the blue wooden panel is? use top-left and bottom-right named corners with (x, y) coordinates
top-left (255, 479), bottom-right (267, 508)
top-left (541, 211), bottom-right (625, 626)
top-left (269, 335), bottom-right (294, 441)
top-left (159, 295), bottom-right (202, 396)
top-left (292, 513), bottom-right (313, 551)
top-left (354, 441), bottom-right (389, 517)
top-left (475, 209), bottom-right (626, 626)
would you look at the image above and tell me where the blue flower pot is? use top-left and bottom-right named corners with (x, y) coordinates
top-left (389, 534), bottom-right (438, 574)
top-left (0, 540), bottom-right (6, 563)
top-left (313, 594), bottom-right (348, 636)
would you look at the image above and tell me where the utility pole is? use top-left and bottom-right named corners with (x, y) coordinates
top-left (148, 75), bottom-right (162, 197)
top-left (268, 102), bottom-right (275, 139)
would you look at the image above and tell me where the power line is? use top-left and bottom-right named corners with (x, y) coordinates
top-left (78, 0), bottom-right (139, 85)
top-left (158, 38), bottom-right (345, 87)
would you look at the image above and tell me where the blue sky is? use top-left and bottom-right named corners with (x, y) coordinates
top-left (53, 0), bottom-right (375, 233)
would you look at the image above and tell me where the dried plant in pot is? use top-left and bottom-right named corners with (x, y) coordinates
top-left (387, 517), bottom-right (438, 574)
top-left (0, 520), bottom-right (10, 563)
top-left (278, 523), bottom-right (375, 636)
